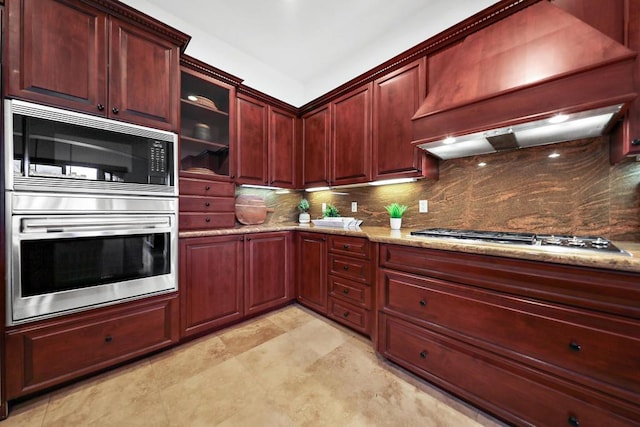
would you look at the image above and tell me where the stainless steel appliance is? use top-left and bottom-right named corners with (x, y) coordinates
top-left (4, 99), bottom-right (180, 326)
top-left (409, 228), bottom-right (630, 256)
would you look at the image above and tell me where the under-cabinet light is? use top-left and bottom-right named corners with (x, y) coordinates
top-left (305, 186), bottom-right (330, 192)
top-left (478, 162), bottom-right (487, 167)
top-left (241, 184), bottom-right (283, 190)
top-left (369, 178), bottom-right (418, 186)
top-left (548, 152), bottom-right (561, 158)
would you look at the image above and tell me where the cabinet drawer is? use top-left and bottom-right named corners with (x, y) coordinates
top-left (328, 235), bottom-right (370, 259)
top-left (179, 212), bottom-right (236, 230)
top-left (380, 269), bottom-right (640, 398)
top-left (179, 195), bottom-right (235, 212)
top-left (329, 254), bottom-right (371, 283)
top-left (328, 298), bottom-right (370, 335)
top-left (179, 178), bottom-right (235, 196)
top-left (6, 296), bottom-right (178, 399)
top-left (379, 314), bottom-right (637, 427)
top-left (328, 276), bottom-right (371, 309)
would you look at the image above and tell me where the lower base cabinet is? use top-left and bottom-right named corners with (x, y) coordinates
top-left (5, 294), bottom-right (179, 400)
top-left (180, 232), bottom-right (293, 339)
top-left (377, 244), bottom-right (640, 426)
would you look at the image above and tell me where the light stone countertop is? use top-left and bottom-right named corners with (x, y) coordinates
top-left (180, 224), bottom-right (640, 274)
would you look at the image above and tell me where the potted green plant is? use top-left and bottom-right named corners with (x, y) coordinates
top-left (385, 203), bottom-right (408, 230)
top-left (297, 198), bottom-right (310, 224)
top-left (323, 203), bottom-right (340, 218)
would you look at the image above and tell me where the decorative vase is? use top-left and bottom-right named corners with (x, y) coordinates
top-left (390, 217), bottom-right (402, 230)
top-left (299, 212), bottom-right (310, 224)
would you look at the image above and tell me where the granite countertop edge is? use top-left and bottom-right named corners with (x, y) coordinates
top-left (179, 224), bottom-right (640, 273)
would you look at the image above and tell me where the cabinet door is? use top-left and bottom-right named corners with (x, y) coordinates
top-left (109, 18), bottom-right (180, 131)
top-left (6, 0), bottom-right (107, 114)
top-left (296, 232), bottom-right (327, 314)
top-left (236, 94), bottom-right (269, 185)
top-left (180, 236), bottom-right (244, 337)
top-left (269, 107), bottom-right (297, 188)
top-left (373, 58), bottom-right (427, 180)
top-left (244, 232), bottom-right (293, 315)
top-left (331, 83), bottom-right (372, 185)
top-left (302, 105), bottom-right (331, 188)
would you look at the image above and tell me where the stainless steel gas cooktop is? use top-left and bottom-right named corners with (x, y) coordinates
top-left (409, 228), bottom-right (631, 256)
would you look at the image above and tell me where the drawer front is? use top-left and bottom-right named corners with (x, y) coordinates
top-left (328, 235), bottom-right (370, 259)
top-left (6, 296), bottom-right (178, 398)
top-left (380, 269), bottom-right (640, 397)
top-left (379, 314), bottom-right (637, 427)
top-left (179, 178), bottom-right (235, 196)
top-left (328, 276), bottom-right (371, 308)
top-left (328, 298), bottom-right (370, 335)
top-left (329, 254), bottom-right (371, 283)
top-left (179, 196), bottom-right (235, 212)
top-left (179, 212), bottom-right (236, 230)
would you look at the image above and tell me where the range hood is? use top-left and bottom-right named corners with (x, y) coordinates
top-left (412, 1), bottom-right (637, 160)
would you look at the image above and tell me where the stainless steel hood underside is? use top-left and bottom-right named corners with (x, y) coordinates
top-left (411, 1), bottom-right (637, 160)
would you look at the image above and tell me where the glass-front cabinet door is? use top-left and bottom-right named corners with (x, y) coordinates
top-left (179, 61), bottom-right (237, 180)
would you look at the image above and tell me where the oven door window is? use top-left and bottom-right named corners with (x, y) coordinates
top-left (20, 233), bottom-right (170, 297)
top-left (13, 114), bottom-right (173, 185)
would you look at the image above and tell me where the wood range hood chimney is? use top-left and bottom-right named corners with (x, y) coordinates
top-left (411, 1), bottom-right (637, 160)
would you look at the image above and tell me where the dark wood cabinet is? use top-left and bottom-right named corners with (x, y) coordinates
top-left (236, 94), bottom-right (297, 188)
top-left (5, 0), bottom-right (184, 131)
top-left (373, 58), bottom-right (428, 180)
top-left (296, 232), bottom-right (327, 313)
top-left (244, 232), bottom-right (294, 315)
top-left (236, 94), bottom-right (269, 185)
top-left (178, 178), bottom-right (235, 231)
top-left (331, 83), bottom-right (372, 185)
top-left (5, 294), bottom-right (179, 399)
top-left (377, 243), bottom-right (640, 425)
top-left (180, 235), bottom-right (244, 338)
top-left (302, 105), bottom-right (331, 188)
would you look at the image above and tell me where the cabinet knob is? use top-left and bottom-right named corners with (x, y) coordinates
top-left (205, 202), bottom-right (211, 207)
top-left (343, 265), bottom-right (349, 270)
top-left (105, 335), bottom-right (113, 343)
top-left (247, 237), bottom-right (251, 241)
top-left (343, 311), bottom-right (349, 318)
top-left (205, 186), bottom-right (211, 191)
top-left (568, 415), bottom-right (580, 427)
top-left (321, 237), bottom-right (326, 242)
top-left (112, 107), bottom-right (119, 114)
top-left (419, 350), bottom-right (427, 359)
top-left (419, 299), bottom-right (427, 307)
top-left (231, 175), bottom-right (235, 179)
top-left (97, 103), bottom-right (105, 111)
top-left (205, 217), bottom-right (211, 223)
top-left (568, 341), bottom-right (582, 352)
top-left (343, 244), bottom-right (349, 249)
top-left (343, 289), bottom-right (349, 294)
top-left (631, 139), bottom-right (640, 146)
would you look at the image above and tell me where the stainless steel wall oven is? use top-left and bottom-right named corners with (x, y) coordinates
top-left (4, 100), bottom-right (179, 325)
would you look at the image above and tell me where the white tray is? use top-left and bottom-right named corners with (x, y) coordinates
top-left (311, 218), bottom-right (362, 228)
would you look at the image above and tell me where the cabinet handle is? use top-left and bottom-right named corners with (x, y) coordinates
top-left (419, 299), bottom-right (427, 307)
top-left (419, 351), bottom-right (427, 359)
top-left (568, 415), bottom-right (580, 427)
top-left (112, 107), bottom-right (119, 114)
top-left (343, 244), bottom-right (349, 249)
top-left (97, 103), bottom-right (105, 111)
top-left (105, 335), bottom-right (113, 343)
top-left (205, 202), bottom-right (211, 207)
top-left (343, 289), bottom-right (349, 294)
top-left (569, 342), bottom-right (582, 352)
top-left (343, 311), bottom-right (349, 318)
top-left (205, 217), bottom-right (211, 223)
top-left (343, 265), bottom-right (349, 270)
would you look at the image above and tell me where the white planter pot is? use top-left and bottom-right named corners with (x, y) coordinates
top-left (299, 212), bottom-right (310, 224)
top-left (390, 217), bottom-right (402, 230)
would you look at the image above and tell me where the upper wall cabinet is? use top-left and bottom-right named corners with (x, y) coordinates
top-left (236, 92), bottom-right (297, 188)
top-left (5, 0), bottom-right (186, 131)
top-left (373, 58), bottom-right (434, 180)
top-left (302, 104), bottom-right (331, 188)
top-left (331, 83), bottom-right (372, 186)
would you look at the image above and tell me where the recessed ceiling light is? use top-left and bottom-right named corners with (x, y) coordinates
top-left (443, 136), bottom-right (456, 145)
top-left (548, 114), bottom-right (569, 124)
top-left (549, 152), bottom-right (560, 158)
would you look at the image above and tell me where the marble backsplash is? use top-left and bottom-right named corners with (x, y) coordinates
top-left (237, 136), bottom-right (640, 241)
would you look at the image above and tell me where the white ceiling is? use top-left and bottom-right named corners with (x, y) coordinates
top-left (121, 0), bottom-right (498, 107)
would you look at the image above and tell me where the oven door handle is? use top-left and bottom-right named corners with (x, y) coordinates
top-left (21, 216), bottom-right (171, 234)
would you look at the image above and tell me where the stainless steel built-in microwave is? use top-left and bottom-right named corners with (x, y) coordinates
top-left (4, 99), bottom-right (178, 197)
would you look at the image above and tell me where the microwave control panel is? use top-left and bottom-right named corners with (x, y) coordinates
top-left (149, 141), bottom-right (167, 184)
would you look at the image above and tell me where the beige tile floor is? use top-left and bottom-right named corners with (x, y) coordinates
top-left (4, 305), bottom-right (506, 426)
